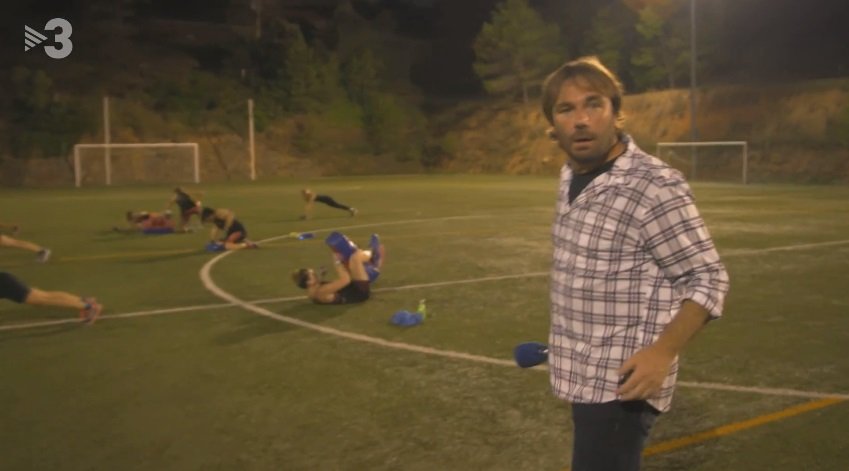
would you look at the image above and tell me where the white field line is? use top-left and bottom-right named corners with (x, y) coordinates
top-left (2, 234), bottom-right (846, 334)
top-left (200, 222), bottom-right (849, 401)
top-left (722, 239), bottom-right (849, 256)
top-left (4, 220), bottom-right (849, 399)
top-left (0, 274), bottom-right (546, 333)
top-left (0, 302), bottom-right (237, 332)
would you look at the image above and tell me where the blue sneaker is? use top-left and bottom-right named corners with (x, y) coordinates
top-left (369, 234), bottom-right (384, 269)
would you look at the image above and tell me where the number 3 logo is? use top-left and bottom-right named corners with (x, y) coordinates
top-left (44, 18), bottom-right (73, 59)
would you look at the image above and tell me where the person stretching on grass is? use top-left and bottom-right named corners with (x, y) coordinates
top-left (0, 231), bottom-right (51, 263)
top-left (200, 207), bottom-right (258, 251)
top-left (114, 210), bottom-right (175, 233)
top-left (167, 187), bottom-right (203, 232)
top-left (0, 271), bottom-right (101, 323)
top-left (300, 188), bottom-right (357, 219)
top-left (292, 232), bottom-right (384, 304)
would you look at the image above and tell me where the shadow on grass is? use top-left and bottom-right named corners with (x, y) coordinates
top-left (213, 302), bottom-right (352, 346)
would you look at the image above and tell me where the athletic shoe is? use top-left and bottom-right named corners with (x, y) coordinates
top-left (349, 207), bottom-right (358, 217)
top-left (36, 248), bottom-right (51, 263)
top-left (246, 241), bottom-right (259, 249)
top-left (79, 298), bottom-right (102, 324)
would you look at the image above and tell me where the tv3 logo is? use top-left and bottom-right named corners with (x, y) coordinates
top-left (25, 18), bottom-right (73, 59)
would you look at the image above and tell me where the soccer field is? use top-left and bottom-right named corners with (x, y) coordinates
top-left (1, 175), bottom-right (848, 470)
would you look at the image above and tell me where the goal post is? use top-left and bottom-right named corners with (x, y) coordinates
top-left (656, 141), bottom-right (748, 184)
top-left (73, 142), bottom-right (200, 187)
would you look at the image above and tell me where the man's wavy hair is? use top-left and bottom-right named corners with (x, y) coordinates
top-left (541, 56), bottom-right (626, 132)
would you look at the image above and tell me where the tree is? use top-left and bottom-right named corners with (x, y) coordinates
top-left (472, 0), bottom-right (564, 104)
top-left (251, 21), bottom-right (344, 115)
top-left (341, 49), bottom-right (381, 107)
top-left (284, 28), bottom-right (323, 113)
top-left (630, 1), bottom-right (690, 90)
top-left (7, 67), bottom-right (93, 159)
top-left (361, 91), bottom-right (427, 162)
top-left (584, 2), bottom-right (638, 85)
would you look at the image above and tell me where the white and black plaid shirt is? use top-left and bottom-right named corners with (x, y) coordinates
top-left (549, 136), bottom-right (729, 412)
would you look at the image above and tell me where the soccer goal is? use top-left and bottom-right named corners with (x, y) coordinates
top-left (656, 141), bottom-right (748, 184)
top-left (73, 142), bottom-right (200, 187)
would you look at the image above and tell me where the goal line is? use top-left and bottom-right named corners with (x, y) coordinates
top-left (73, 142), bottom-right (200, 187)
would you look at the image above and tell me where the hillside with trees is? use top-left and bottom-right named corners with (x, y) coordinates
top-left (1, 0), bottom-right (848, 184)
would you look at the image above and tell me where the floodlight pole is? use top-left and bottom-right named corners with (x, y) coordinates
top-left (248, 98), bottom-right (256, 181)
top-left (689, 0), bottom-right (698, 179)
top-left (103, 95), bottom-right (112, 185)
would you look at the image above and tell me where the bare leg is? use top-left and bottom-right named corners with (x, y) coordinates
top-left (222, 230), bottom-right (257, 250)
top-left (347, 250), bottom-right (371, 282)
top-left (26, 288), bottom-right (102, 323)
top-left (25, 287), bottom-right (86, 309)
top-left (0, 234), bottom-right (43, 253)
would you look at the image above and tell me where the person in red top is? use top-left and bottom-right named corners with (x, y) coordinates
top-left (115, 210), bottom-right (175, 233)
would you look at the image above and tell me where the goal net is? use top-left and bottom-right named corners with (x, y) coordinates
top-left (655, 141), bottom-right (748, 184)
top-left (73, 143), bottom-right (200, 187)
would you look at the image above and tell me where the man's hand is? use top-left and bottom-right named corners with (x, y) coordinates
top-left (617, 345), bottom-right (676, 401)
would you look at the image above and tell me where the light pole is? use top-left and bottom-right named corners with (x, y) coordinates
top-left (689, 0), bottom-right (698, 178)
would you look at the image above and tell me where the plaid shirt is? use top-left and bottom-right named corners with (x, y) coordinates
top-left (549, 136), bottom-right (729, 412)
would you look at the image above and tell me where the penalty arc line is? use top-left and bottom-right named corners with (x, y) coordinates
top-left (199, 222), bottom-right (849, 401)
top-left (3, 221), bottom-right (849, 399)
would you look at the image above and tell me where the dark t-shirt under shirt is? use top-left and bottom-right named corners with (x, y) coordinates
top-left (568, 158), bottom-right (618, 203)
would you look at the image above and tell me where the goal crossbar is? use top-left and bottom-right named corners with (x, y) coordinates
top-left (73, 142), bottom-right (199, 187)
top-left (656, 141), bottom-right (748, 184)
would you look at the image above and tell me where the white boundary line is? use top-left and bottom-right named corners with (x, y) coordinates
top-left (0, 274), bottom-right (544, 333)
top-left (199, 221), bottom-right (849, 401)
top-left (722, 239), bottom-right (849, 256)
top-left (4, 218), bottom-right (849, 399)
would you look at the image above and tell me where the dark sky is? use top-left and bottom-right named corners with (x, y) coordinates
top-left (4, 0), bottom-right (849, 96)
top-left (396, 0), bottom-right (849, 93)
top-left (719, 0), bottom-right (849, 79)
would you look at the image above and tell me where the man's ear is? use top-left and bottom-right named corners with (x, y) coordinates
top-left (546, 128), bottom-right (558, 141)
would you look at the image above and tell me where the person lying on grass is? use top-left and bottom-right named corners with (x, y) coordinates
top-left (292, 232), bottom-right (383, 304)
top-left (114, 210), bottom-right (175, 234)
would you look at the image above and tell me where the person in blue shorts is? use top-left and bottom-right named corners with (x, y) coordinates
top-left (292, 233), bottom-right (384, 304)
top-left (0, 271), bottom-right (101, 323)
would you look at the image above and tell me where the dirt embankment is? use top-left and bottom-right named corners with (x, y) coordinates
top-left (443, 78), bottom-right (849, 183)
top-left (4, 79), bottom-right (849, 186)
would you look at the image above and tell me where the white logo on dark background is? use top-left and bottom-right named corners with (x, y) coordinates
top-left (24, 18), bottom-right (73, 59)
